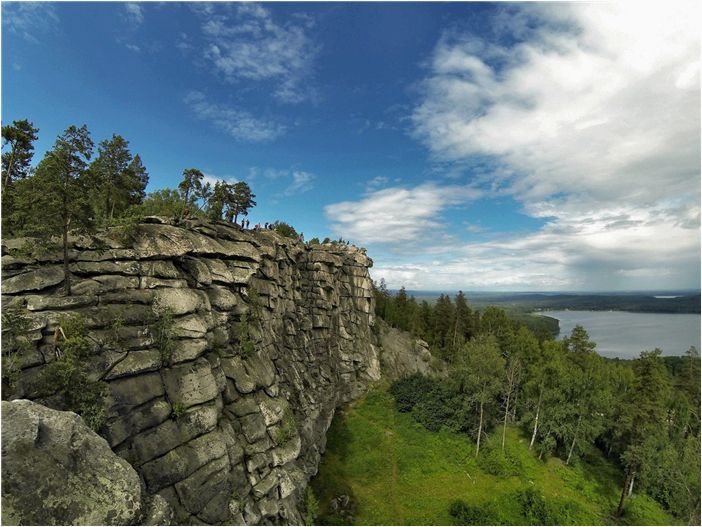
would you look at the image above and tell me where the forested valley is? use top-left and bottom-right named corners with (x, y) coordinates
top-left (358, 283), bottom-right (701, 524)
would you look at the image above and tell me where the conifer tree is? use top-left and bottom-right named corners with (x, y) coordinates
top-left (2, 119), bottom-right (39, 234)
top-left (11, 125), bottom-right (94, 295)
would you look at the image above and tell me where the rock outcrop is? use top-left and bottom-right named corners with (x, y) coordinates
top-left (1, 399), bottom-right (149, 526)
top-left (1, 218), bottom-right (380, 525)
top-left (377, 320), bottom-right (442, 380)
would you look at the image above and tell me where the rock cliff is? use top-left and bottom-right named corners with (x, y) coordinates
top-left (1, 218), bottom-right (381, 525)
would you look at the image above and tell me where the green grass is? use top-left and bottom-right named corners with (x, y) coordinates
top-left (311, 386), bottom-right (678, 526)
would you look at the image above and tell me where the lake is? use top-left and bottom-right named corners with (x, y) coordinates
top-left (539, 310), bottom-right (701, 359)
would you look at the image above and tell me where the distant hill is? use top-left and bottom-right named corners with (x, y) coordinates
top-left (397, 290), bottom-right (701, 314)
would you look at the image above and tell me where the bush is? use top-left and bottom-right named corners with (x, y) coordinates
top-left (304, 486), bottom-right (320, 525)
top-left (1, 308), bottom-right (33, 394)
top-left (150, 306), bottom-right (176, 366)
top-left (273, 221), bottom-right (298, 238)
top-left (389, 373), bottom-right (437, 412)
top-left (448, 499), bottom-right (498, 525)
top-left (516, 488), bottom-right (550, 525)
top-left (236, 313), bottom-right (256, 357)
top-left (38, 315), bottom-right (107, 431)
top-left (477, 440), bottom-right (524, 477)
top-left (274, 407), bottom-right (297, 445)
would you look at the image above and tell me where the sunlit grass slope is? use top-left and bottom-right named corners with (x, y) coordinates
top-left (311, 387), bottom-right (677, 526)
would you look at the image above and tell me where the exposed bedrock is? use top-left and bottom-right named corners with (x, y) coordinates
top-left (1, 218), bottom-right (382, 525)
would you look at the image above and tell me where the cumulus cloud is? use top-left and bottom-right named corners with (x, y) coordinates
top-left (184, 91), bottom-right (286, 143)
top-left (2, 2), bottom-right (58, 43)
top-left (195, 2), bottom-right (319, 103)
top-left (377, 1), bottom-right (700, 290)
top-left (325, 183), bottom-right (482, 245)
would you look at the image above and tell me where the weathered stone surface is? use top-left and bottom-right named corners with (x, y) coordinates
top-left (24, 294), bottom-right (97, 311)
top-left (140, 431), bottom-right (227, 492)
top-left (105, 349), bottom-right (162, 380)
top-left (142, 494), bottom-right (174, 526)
top-left (107, 372), bottom-right (165, 413)
top-left (2, 266), bottom-right (64, 294)
top-left (130, 404), bottom-right (219, 465)
top-left (175, 455), bottom-right (230, 514)
top-left (153, 288), bottom-right (206, 316)
top-left (240, 412), bottom-right (267, 443)
top-left (252, 470), bottom-right (279, 499)
top-left (1, 400), bottom-right (142, 525)
top-left (105, 398), bottom-right (172, 448)
top-left (162, 359), bottom-right (219, 408)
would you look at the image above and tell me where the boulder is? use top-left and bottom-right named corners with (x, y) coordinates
top-left (1, 400), bottom-right (143, 525)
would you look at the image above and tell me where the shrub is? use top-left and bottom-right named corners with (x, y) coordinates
top-left (38, 314), bottom-right (107, 431)
top-left (1, 308), bottom-right (33, 393)
top-left (389, 373), bottom-right (436, 412)
top-left (236, 313), bottom-right (256, 357)
top-left (516, 488), bottom-right (549, 525)
top-left (304, 486), bottom-right (320, 525)
top-left (448, 499), bottom-right (498, 525)
top-left (477, 440), bottom-right (524, 477)
top-left (150, 305), bottom-right (176, 366)
top-left (273, 221), bottom-right (298, 238)
top-left (274, 407), bottom-right (297, 445)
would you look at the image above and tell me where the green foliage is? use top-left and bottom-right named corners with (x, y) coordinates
top-left (151, 306), bottom-right (176, 366)
top-left (171, 401), bottom-right (186, 419)
top-left (37, 314), bottom-right (107, 431)
top-left (89, 134), bottom-right (148, 220)
top-left (274, 407), bottom-right (297, 446)
top-left (308, 237), bottom-right (320, 245)
top-left (2, 119), bottom-right (39, 233)
top-left (311, 387), bottom-right (676, 526)
top-left (131, 188), bottom-right (185, 218)
top-left (273, 220), bottom-right (298, 238)
top-left (304, 486), bottom-right (320, 526)
top-left (448, 499), bottom-right (497, 525)
top-left (1, 308), bottom-right (33, 394)
top-left (236, 313), bottom-right (256, 357)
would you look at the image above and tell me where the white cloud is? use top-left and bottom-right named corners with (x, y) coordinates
top-left (184, 91), bottom-right (286, 143)
top-left (325, 183), bottom-right (482, 245)
top-left (2, 2), bottom-right (58, 43)
top-left (202, 173), bottom-right (239, 189)
top-left (283, 171), bottom-right (315, 196)
top-left (393, 1), bottom-right (701, 290)
top-left (195, 2), bottom-right (319, 103)
top-left (124, 3), bottom-right (144, 28)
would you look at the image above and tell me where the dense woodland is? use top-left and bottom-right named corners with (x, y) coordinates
top-left (375, 283), bottom-right (701, 523)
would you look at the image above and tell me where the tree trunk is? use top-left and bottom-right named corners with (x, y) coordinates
top-left (566, 414), bottom-right (582, 465)
top-left (616, 469), bottom-right (633, 516)
top-left (529, 399), bottom-right (540, 451)
top-left (3, 145), bottom-right (16, 189)
top-left (476, 400), bottom-right (484, 457)
top-left (62, 222), bottom-right (71, 296)
top-left (627, 472), bottom-right (635, 497)
top-left (502, 392), bottom-right (510, 453)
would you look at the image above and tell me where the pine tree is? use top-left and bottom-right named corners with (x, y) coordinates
top-left (11, 125), bottom-right (94, 295)
top-left (2, 119), bottom-right (39, 234)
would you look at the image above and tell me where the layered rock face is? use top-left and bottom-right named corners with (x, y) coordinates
top-left (1, 218), bottom-right (380, 525)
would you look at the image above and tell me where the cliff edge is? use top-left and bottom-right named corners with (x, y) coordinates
top-left (1, 218), bottom-right (380, 525)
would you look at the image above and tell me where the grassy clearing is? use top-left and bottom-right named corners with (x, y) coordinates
top-left (311, 386), bottom-right (677, 526)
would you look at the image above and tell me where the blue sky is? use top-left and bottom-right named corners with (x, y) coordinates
top-left (3, 1), bottom-right (700, 291)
